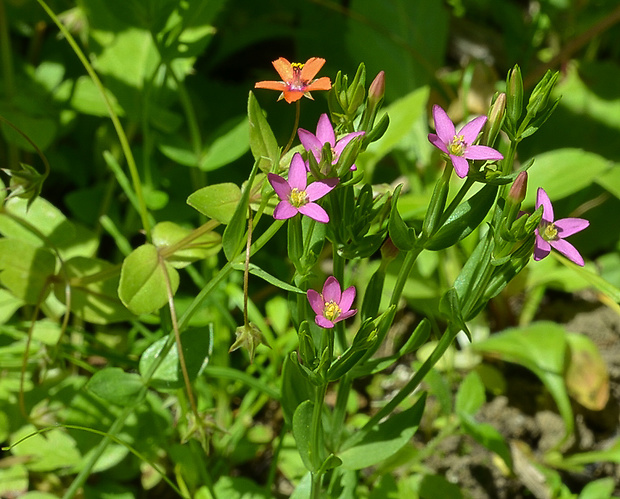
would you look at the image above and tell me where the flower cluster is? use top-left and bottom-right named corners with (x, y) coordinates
top-left (307, 276), bottom-right (357, 329)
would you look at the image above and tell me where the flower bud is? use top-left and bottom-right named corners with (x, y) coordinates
top-left (508, 171), bottom-right (528, 204)
top-left (229, 322), bottom-right (271, 363)
top-left (481, 92), bottom-right (506, 147)
top-left (505, 65), bottom-right (523, 132)
top-left (380, 236), bottom-right (399, 262)
top-left (526, 70), bottom-right (559, 118)
top-left (368, 71), bottom-right (385, 108)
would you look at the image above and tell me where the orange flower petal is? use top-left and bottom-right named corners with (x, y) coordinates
top-left (306, 76), bottom-right (332, 92)
top-left (272, 57), bottom-right (294, 82)
top-left (255, 81), bottom-right (287, 91)
top-left (300, 57), bottom-right (326, 82)
top-left (282, 89), bottom-right (304, 103)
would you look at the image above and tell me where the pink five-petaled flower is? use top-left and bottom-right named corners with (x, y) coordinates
top-left (533, 188), bottom-right (589, 266)
top-left (268, 153), bottom-right (338, 223)
top-left (428, 105), bottom-right (504, 178)
top-left (307, 276), bottom-right (357, 329)
top-left (255, 57), bottom-right (332, 104)
top-left (298, 113), bottom-right (365, 171)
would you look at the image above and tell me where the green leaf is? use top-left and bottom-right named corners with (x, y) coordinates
top-left (459, 413), bottom-right (512, 469)
top-left (187, 182), bottom-right (242, 224)
top-left (565, 333), bottom-right (609, 411)
top-left (281, 354), bottom-right (314, 426)
top-left (438, 287), bottom-right (470, 340)
top-left (248, 91), bottom-right (280, 172)
top-left (472, 322), bottom-right (574, 445)
top-left (578, 478), bottom-right (616, 499)
top-left (152, 221), bottom-right (221, 268)
top-left (118, 243), bottom-right (179, 315)
top-left (139, 326), bottom-right (213, 391)
top-left (425, 184), bottom-right (497, 251)
top-left (339, 393), bottom-right (426, 470)
top-left (523, 149), bottom-right (612, 206)
top-left (11, 425), bottom-right (82, 472)
top-left (86, 367), bottom-right (144, 406)
top-left (455, 371), bottom-right (485, 416)
top-left (231, 262), bottom-right (304, 294)
top-left (54, 256), bottom-right (134, 324)
top-left (201, 117), bottom-right (250, 171)
top-left (212, 476), bottom-right (270, 499)
top-left (292, 400), bottom-right (318, 472)
top-left (388, 184), bottom-right (417, 251)
top-left (419, 474), bottom-right (464, 499)
top-left (0, 238), bottom-right (55, 304)
top-left (222, 159), bottom-right (260, 261)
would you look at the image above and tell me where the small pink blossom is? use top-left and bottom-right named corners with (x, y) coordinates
top-left (298, 113), bottom-right (365, 171)
top-left (267, 153), bottom-right (338, 223)
top-left (307, 276), bottom-right (357, 329)
top-left (428, 105), bottom-right (504, 178)
top-left (534, 188), bottom-right (589, 266)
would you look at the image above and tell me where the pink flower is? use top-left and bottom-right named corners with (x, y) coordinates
top-left (298, 113), bottom-right (365, 171)
top-left (267, 153), bottom-right (338, 223)
top-left (534, 188), bottom-right (589, 266)
top-left (428, 105), bottom-right (504, 178)
top-left (254, 57), bottom-right (332, 104)
top-left (307, 276), bottom-right (357, 329)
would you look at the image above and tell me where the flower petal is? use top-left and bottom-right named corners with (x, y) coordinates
top-left (268, 173), bottom-right (291, 200)
top-left (315, 315), bottom-right (335, 329)
top-left (288, 153), bottom-right (308, 189)
top-left (307, 289), bottom-right (325, 316)
top-left (334, 131), bottom-right (365, 157)
top-left (272, 57), bottom-right (294, 82)
top-left (464, 145), bottom-right (504, 161)
top-left (428, 133), bottom-right (449, 154)
top-left (300, 57), bottom-right (326, 82)
top-left (549, 238), bottom-right (585, 266)
top-left (315, 113), bottom-right (336, 146)
top-left (298, 202), bottom-right (329, 223)
top-left (322, 276), bottom-right (342, 303)
top-left (432, 105), bottom-right (455, 145)
top-left (459, 115), bottom-right (487, 144)
top-left (533, 233), bottom-right (551, 261)
top-left (298, 128), bottom-right (322, 161)
top-left (536, 188), bottom-right (554, 224)
top-left (282, 89), bottom-right (304, 103)
top-left (451, 155), bottom-right (470, 178)
top-left (255, 81), bottom-right (287, 91)
top-left (306, 77), bottom-right (332, 92)
top-left (335, 309), bottom-right (357, 323)
top-left (273, 201), bottom-right (298, 220)
top-left (339, 286), bottom-right (356, 312)
top-left (306, 177), bottom-right (338, 201)
top-left (554, 217), bottom-right (589, 238)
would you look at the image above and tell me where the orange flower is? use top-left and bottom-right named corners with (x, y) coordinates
top-left (255, 57), bottom-right (332, 103)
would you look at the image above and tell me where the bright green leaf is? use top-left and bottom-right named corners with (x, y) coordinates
top-left (187, 183), bottom-right (241, 224)
top-left (86, 367), bottom-right (144, 406)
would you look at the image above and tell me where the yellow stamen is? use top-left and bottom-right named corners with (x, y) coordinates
top-left (289, 188), bottom-right (308, 208)
top-left (323, 301), bottom-right (342, 322)
top-left (291, 62), bottom-right (305, 70)
top-left (542, 223), bottom-right (558, 241)
top-left (449, 134), bottom-right (466, 156)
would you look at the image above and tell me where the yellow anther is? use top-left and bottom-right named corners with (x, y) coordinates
top-left (542, 223), bottom-right (558, 241)
top-left (289, 188), bottom-right (308, 208)
top-left (449, 134), bottom-right (466, 156)
top-left (323, 301), bottom-right (342, 322)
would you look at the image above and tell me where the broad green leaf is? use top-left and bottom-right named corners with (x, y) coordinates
top-left (472, 322), bottom-right (574, 445)
top-left (292, 400), bottom-right (318, 472)
top-left (388, 184), bottom-right (417, 251)
top-left (524, 149), bottom-right (612, 206)
top-left (455, 371), bottom-right (485, 416)
top-left (425, 184), bottom-right (497, 251)
top-left (339, 393), bottom-right (426, 470)
top-left (281, 354), bottom-right (314, 426)
top-left (11, 425), bottom-right (81, 472)
top-left (65, 75), bottom-right (124, 117)
top-left (248, 91), bottom-right (279, 172)
top-left (139, 326), bottom-right (213, 391)
top-left (213, 476), bottom-right (270, 499)
top-left (54, 256), bottom-right (133, 324)
top-left (118, 243), bottom-right (179, 315)
top-left (419, 474), bottom-right (463, 499)
top-left (0, 106), bottom-right (57, 152)
top-left (201, 117), bottom-right (250, 171)
top-left (152, 221), bottom-right (221, 268)
top-left (596, 166), bottom-right (620, 200)
top-left (187, 182), bottom-right (242, 224)
top-left (0, 289), bottom-right (23, 324)
top-left (459, 413), bottom-right (512, 469)
top-left (0, 239), bottom-right (55, 304)
top-left (86, 367), bottom-right (144, 406)
top-left (0, 464), bottom-right (27, 498)
top-left (565, 333), bottom-right (609, 411)
top-left (578, 478), bottom-right (616, 499)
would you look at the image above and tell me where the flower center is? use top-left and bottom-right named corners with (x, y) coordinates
top-left (289, 62), bottom-right (306, 90)
top-left (289, 187), bottom-right (309, 208)
top-left (449, 135), bottom-right (466, 156)
top-left (541, 222), bottom-right (559, 241)
top-left (323, 301), bottom-right (342, 322)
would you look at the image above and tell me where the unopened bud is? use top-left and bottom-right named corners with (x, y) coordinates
top-left (368, 71), bottom-right (385, 107)
top-left (506, 65), bottom-right (523, 131)
top-left (526, 70), bottom-right (559, 118)
top-left (380, 236), bottom-right (399, 262)
top-left (481, 92), bottom-right (506, 147)
top-left (508, 171), bottom-right (528, 204)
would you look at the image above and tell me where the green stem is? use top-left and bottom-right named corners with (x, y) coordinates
top-left (36, 0), bottom-right (152, 240)
top-left (332, 249), bottom-right (347, 351)
top-left (282, 100), bottom-right (301, 156)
